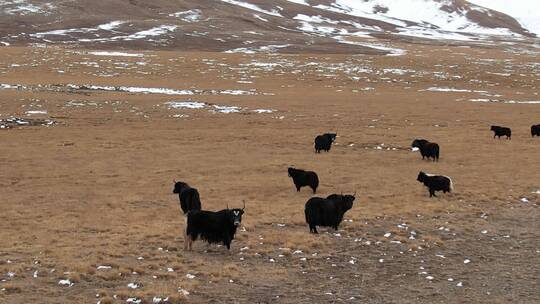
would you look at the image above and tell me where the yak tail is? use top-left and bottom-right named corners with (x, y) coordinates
top-left (446, 176), bottom-right (454, 192)
top-left (313, 174), bottom-right (319, 189)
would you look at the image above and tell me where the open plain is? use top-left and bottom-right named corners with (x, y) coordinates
top-left (1, 41), bottom-right (539, 303)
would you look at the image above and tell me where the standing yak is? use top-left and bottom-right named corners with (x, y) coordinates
top-left (416, 171), bottom-right (453, 197)
top-left (305, 193), bottom-right (355, 233)
top-left (491, 126), bottom-right (511, 139)
top-left (184, 202), bottom-right (245, 251)
top-left (411, 139), bottom-right (440, 161)
top-left (531, 124), bottom-right (540, 137)
top-left (173, 180), bottom-right (202, 214)
top-left (314, 133), bottom-right (337, 153)
top-left (288, 167), bottom-right (319, 193)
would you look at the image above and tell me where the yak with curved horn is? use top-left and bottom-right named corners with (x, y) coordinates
top-left (185, 200), bottom-right (246, 251)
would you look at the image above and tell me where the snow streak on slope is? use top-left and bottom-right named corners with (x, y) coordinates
top-left (220, 0), bottom-right (283, 17)
top-left (0, 0), bottom-right (55, 15)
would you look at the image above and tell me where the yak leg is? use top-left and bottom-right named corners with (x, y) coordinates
top-left (429, 189), bottom-right (436, 197)
top-left (223, 235), bottom-right (232, 250)
top-left (183, 220), bottom-right (190, 251)
top-left (184, 234), bottom-right (193, 251)
top-left (185, 229), bottom-right (194, 251)
top-left (296, 185), bottom-right (301, 192)
top-left (184, 233), bottom-right (193, 251)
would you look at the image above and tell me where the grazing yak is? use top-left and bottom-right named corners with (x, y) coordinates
top-left (416, 171), bottom-right (453, 197)
top-left (288, 167), bottom-right (319, 193)
top-left (411, 139), bottom-right (440, 161)
top-left (305, 193), bottom-right (355, 233)
top-left (173, 180), bottom-right (202, 214)
top-left (314, 133), bottom-right (337, 153)
top-left (184, 202), bottom-right (245, 251)
top-left (531, 124), bottom-right (540, 137)
top-left (491, 125), bottom-right (511, 139)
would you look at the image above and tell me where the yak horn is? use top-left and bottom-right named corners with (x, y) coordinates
top-left (173, 179), bottom-right (176, 183)
top-left (242, 200), bottom-right (246, 210)
top-left (353, 191), bottom-right (357, 197)
top-left (226, 203), bottom-right (229, 210)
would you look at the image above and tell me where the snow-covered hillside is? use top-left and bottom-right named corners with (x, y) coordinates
top-left (467, 0), bottom-right (540, 36)
top-left (285, 0), bottom-right (533, 37)
top-left (0, 0), bottom-right (537, 53)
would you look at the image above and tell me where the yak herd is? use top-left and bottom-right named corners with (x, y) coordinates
top-left (174, 124), bottom-right (537, 251)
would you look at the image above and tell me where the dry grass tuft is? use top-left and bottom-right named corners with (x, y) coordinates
top-left (96, 270), bottom-right (123, 281)
top-left (163, 294), bottom-right (188, 303)
top-left (97, 296), bottom-right (114, 304)
top-left (66, 272), bottom-right (81, 283)
top-left (2, 283), bottom-right (22, 294)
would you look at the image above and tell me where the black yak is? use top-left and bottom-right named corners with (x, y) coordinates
top-left (173, 180), bottom-right (202, 214)
top-left (416, 171), bottom-right (453, 197)
top-left (314, 133), bottom-right (337, 153)
top-left (305, 193), bottom-right (355, 233)
top-left (531, 124), bottom-right (540, 137)
top-left (288, 167), bottom-right (319, 193)
top-left (491, 125), bottom-right (511, 139)
top-left (184, 202), bottom-right (245, 251)
top-left (411, 139), bottom-right (440, 161)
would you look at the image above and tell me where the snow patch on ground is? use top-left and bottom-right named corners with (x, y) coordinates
top-left (25, 110), bottom-right (47, 115)
top-left (424, 87), bottom-right (488, 93)
top-left (166, 101), bottom-right (275, 115)
top-left (166, 101), bottom-right (206, 109)
top-left (58, 279), bottom-right (73, 287)
top-left (225, 44), bottom-right (290, 54)
top-left (85, 51), bottom-right (144, 57)
top-left (65, 84), bottom-right (261, 96)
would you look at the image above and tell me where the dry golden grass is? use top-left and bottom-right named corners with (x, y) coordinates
top-left (0, 46), bottom-right (539, 303)
top-left (1, 283), bottom-right (22, 294)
